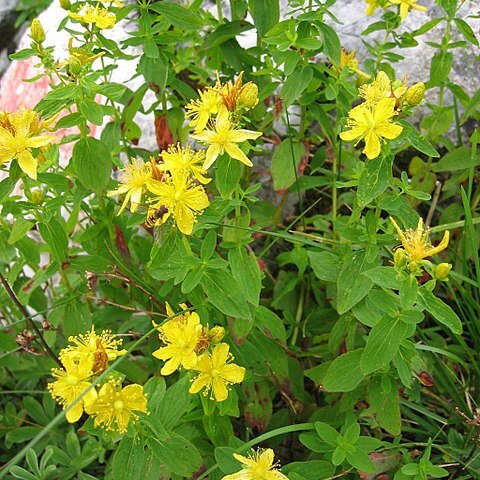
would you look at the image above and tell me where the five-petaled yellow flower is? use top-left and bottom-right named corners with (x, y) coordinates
top-left (48, 354), bottom-right (97, 423)
top-left (147, 171), bottom-right (209, 235)
top-left (85, 377), bottom-right (147, 433)
top-left (190, 107), bottom-right (262, 170)
top-left (68, 5), bottom-right (116, 29)
top-left (189, 343), bottom-right (245, 402)
top-left (390, 216), bottom-right (450, 262)
top-left (0, 109), bottom-right (56, 179)
top-left (390, 0), bottom-right (427, 19)
top-left (61, 326), bottom-right (126, 375)
top-left (185, 89), bottom-right (223, 133)
top-left (152, 303), bottom-right (203, 375)
top-left (340, 97), bottom-right (403, 159)
top-left (107, 158), bottom-right (153, 215)
top-left (222, 448), bottom-right (288, 480)
top-left (159, 143), bottom-right (211, 184)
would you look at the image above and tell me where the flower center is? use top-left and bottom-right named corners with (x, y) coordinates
top-left (174, 191), bottom-right (183, 202)
top-left (211, 369), bottom-right (221, 378)
top-left (113, 400), bottom-right (124, 411)
top-left (66, 375), bottom-right (78, 386)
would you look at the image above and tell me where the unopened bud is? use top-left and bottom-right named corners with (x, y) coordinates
top-left (237, 82), bottom-right (259, 110)
top-left (433, 263), bottom-right (451, 281)
top-left (30, 19), bottom-right (45, 43)
top-left (208, 326), bottom-right (225, 344)
top-left (59, 0), bottom-right (71, 10)
top-left (405, 82), bottom-right (425, 106)
top-left (67, 56), bottom-right (83, 76)
top-left (407, 260), bottom-right (420, 274)
top-left (394, 248), bottom-right (408, 269)
top-left (31, 190), bottom-right (44, 205)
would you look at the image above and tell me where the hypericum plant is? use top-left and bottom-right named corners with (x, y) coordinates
top-left (0, 0), bottom-right (479, 479)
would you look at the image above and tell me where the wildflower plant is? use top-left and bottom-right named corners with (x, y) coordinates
top-left (1, 0), bottom-right (479, 479)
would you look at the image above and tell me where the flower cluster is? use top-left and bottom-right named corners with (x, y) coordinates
top-left (48, 327), bottom-right (147, 433)
top-left (222, 448), bottom-right (288, 480)
top-left (153, 303), bottom-right (245, 402)
top-left (390, 216), bottom-right (451, 279)
top-left (108, 73), bottom-right (262, 235)
top-left (340, 71), bottom-right (425, 159)
top-left (0, 109), bottom-right (56, 179)
top-left (365, 0), bottom-right (427, 19)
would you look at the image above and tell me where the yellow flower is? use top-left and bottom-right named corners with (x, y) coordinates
top-left (146, 171), bottom-right (209, 235)
top-left (152, 304), bottom-right (203, 375)
top-left (222, 449), bottom-right (288, 480)
top-left (190, 107), bottom-right (262, 170)
top-left (215, 71), bottom-right (259, 112)
top-left (61, 326), bottom-right (127, 375)
top-left (107, 158), bottom-right (153, 215)
top-left (85, 377), bottom-right (147, 433)
top-left (68, 5), bottom-right (116, 29)
top-left (390, 217), bottom-right (450, 262)
top-left (358, 71), bottom-right (392, 105)
top-left (189, 343), bottom-right (245, 402)
top-left (48, 354), bottom-right (97, 423)
top-left (365, 0), bottom-right (381, 15)
top-left (185, 89), bottom-right (223, 133)
top-left (334, 49), bottom-right (370, 79)
top-left (0, 109), bottom-right (56, 179)
top-left (390, 0), bottom-right (427, 18)
top-left (159, 143), bottom-right (211, 184)
top-left (339, 98), bottom-right (403, 159)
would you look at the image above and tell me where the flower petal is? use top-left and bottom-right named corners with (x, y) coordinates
top-left (363, 131), bottom-right (381, 159)
top-left (16, 150), bottom-right (38, 179)
top-left (224, 143), bottom-right (253, 167)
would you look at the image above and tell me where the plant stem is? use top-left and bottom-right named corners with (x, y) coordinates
top-left (0, 272), bottom-right (61, 367)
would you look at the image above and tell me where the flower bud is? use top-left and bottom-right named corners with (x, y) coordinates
top-left (405, 82), bottom-right (425, 106)
top-left (407, 260), bottom-right (420, 274)
top-left (67, 56), bottom-right (83, 76)
top-left (394, 248), bottom-right (408, 270)
top-left (30, 19), bottom-right (45, 43)
top-left (433, 263), bottom-right (451, 281)
top-left (237, 82), bottom-right (259, 110)
top-left (31, 190), bottom-right (44, 205)
top-left (59, 0), bottom-right (71, 10)
top-left (208, 326), bottom-right (225, 344)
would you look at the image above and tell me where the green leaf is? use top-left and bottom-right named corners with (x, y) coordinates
top-left (369, 375), bottom-right (401, 435)
top-left (454, 18), bottom-right (479, 46)
top-left (149, 1), bottom-right (202, 30)
top-left (314, 421), bottom-right (339, 446)
top-left (361, 316), bottom-right (410, 375)
top-left (316, 22), bottom-right (341, 66)
top-left (281, 66), bottom-right (313, 108)
top-left (337, 250), bottom-right (374, 314)
top-left (417, 289), bottom-right (462, 335)
top-left (282, 461), bottom-right (335, 480)
top-left (308, 250), bottom-right (341, 282)
top-left (357, 154), bottom-right (393, 207)
top-left (64, 299), bottom-right (91, 338)
top-left (215, 154), bottom-right (243, 198)
top-left (432, 146), bottom-right (480, 172)
top-left (9, 48), bottom-right (36, 60)
top-left (8, 219), bottom-right (34, 245)
top-left (78, 99), bottom-right (104, 126)
top-left (148, 433), bottom-right (202, 477)
top-left (255, 306), bottom-right (287, 342)
top-left (229, 248), bottom-right (262, 306)
top-left (401, 121), bottom-right (440, 157)
top-left (361, 267), bottom-right (403, 290)
top-left (156, 376), bottom-right (191, 430)
top-left (322, 349), bottom-right (365, 392)
top-left (215, 446), bottom-right (243, 474)
top-left (345, 448), bottom-right (376, 473)
top-left (72, 137), bottom-right (112, 192)
top-left (202, 269), bottom-right (253, 319)
top-left (248, 0), bottom-right (280, 36)
top-left (428, 52), bottom-right (453, 87)
top-left (202, 21), bottom-right (254, 50)
top-left (271, 139), bottom-right (306, 191)
top-left (38, 219), bottom-right (68, 263)
top-left (139, 52), bottom-right (170, 95)
top-left (112, 437), bottom-right (160, 480)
